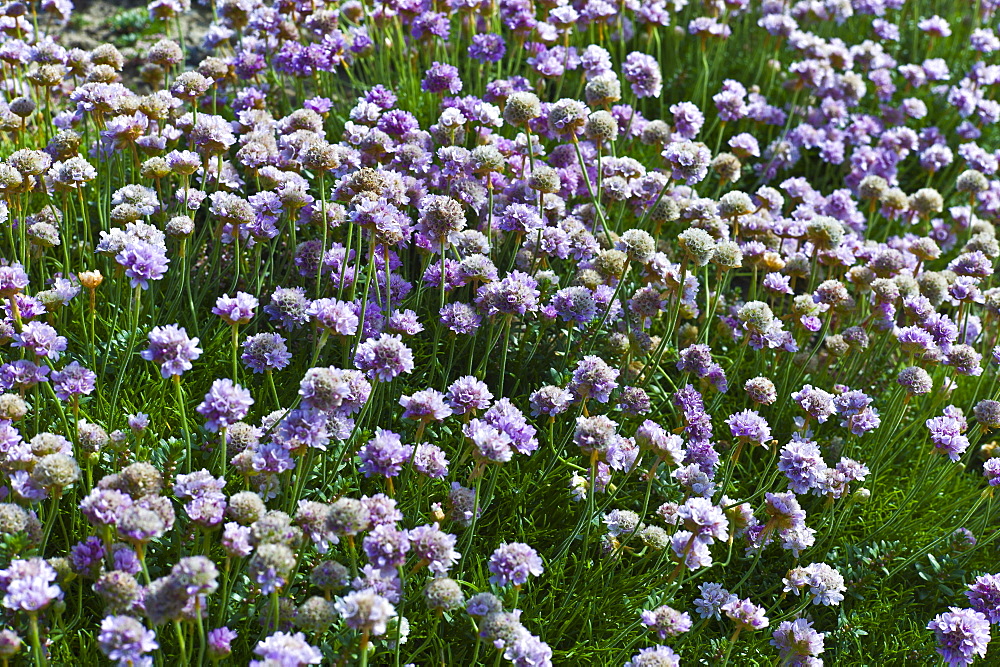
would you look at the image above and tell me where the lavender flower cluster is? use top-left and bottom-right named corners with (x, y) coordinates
top-left (0, 0), bottom-right (998, 664)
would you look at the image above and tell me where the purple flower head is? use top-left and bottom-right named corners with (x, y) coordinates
top-left (465, 419), bottom-right (514, 463)
top-left (779, 438), bottom-right (827, 494)
top-left (251, 631), bottom-right (322, 665)
top-left (307, 298), bottom-right (358, 336)
top-left (265, 287), bottom-right (311, 330)
top-left (440, 302), bottom-right (482, 334)
top-left (640, 605), bottom-right (692, 639)
top-left (0, 262), bottom-right (29, 297)
top-left (568, 355), bottom-right (619, 404)
top-left (115, 241), bottom-right (169, 290)
top-left (422, 62), bottom-right (462, 94)
top-left (469, 33), bottom-right (506, 63)
top-left (722, 597), bottom-right (769, 630)
top-left (483, 398), bottom-right (538, 455)
top-left (363, 524), bottom-right (410, 571)
top-left (967, 574), bottom-right (1000, 624)
top-left (212, 292), bottom-right (258, 326)
top-left (334, 591), bottom-right (395, 636)
top-left (770, 618), bottom-right (825, 664)
top-left (927, 410), bottom-right (971, 461)
top-left (927, 607), bottom-right (990, 666)
top-left (0, 360), bottom-right (49, 393)
top-left (0, 558), bottom-right (61, 611)
top-left (241, 333), bottom-right (291, 373)
top-left (529, 385), bottom-right (574, 417)
top-left (358, 429), bottom-right (413, 478)
top-left (446, 375), bottom-right (493, 415)
top-left (13, 321), bottom-right (67, 361)
top-left (791, 385), bottom-right (836, 423)
top-left (622, 52), bottom-right (662, 98)
top-left (207, 627), bottom-right (237, 661)
top-left (475, 271), bottom-right (539, 317)
top-left (413, 443), bottom-right (449, 479)
top-left (984, 458), bottom-right (1000, 486)
top-left (726, 409), bottom-right (772, 447)
top-left (51, 361), bottom-right (96, 400)
top-left (354, 333), bottom-right (415, 381)
top-left (196, 379), bottom-right (253, 432)
top-left (399, 388), bottom-right (452, 422)
top-left (624, 646), bottom-right (680, 667)
top-left (409, 523), bottom-right (460, 575)
top-left (98, 615), bottom-right (158, 665)
top-left (488, 542), bottom-right (543, 587)
top-left (765, 492), bottom-right (806, 532)
top-left (142, 324), bottom-right (202, 378)
top-left (694, 582), bottom-right (737, 620)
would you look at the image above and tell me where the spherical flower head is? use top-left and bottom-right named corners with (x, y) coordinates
top-left (617, 229), bottom-right (656, 264)
top-left (421, 62), bottom-right (462, 94)
top-left (307, 298), bottom-right (358, 336)
top-left (13, 321), bottom-right (67, 361)
top-left (791, 385), bottom-right (836, 423)
top-left (425, 577), bottom-right (464, 611)
top-left (744, 376), bottom-right (777, 405)
top-left (241, 333), bottom-right (291, 374)
top-left (722, 597), bottom-right (769, 630)
top-left (0, 629), bottom-right (20, 658)
top-left (266, 286), bottom-right (311, 330)
top-left (677, 228), bottom-right (717, 267)
top-left (115, 241), bottom-right (169, 290)
top-left (618, 386), bottom-right (652, 415)
top-left (196, 378), bottom-right (253, 432)
top-left (298, 366), bottom-right (352, 413)
top-left (475, 271), bottom-right (539, 317)
top-left (335, 590), bottom-right (396, 635)
top-left (765, 491), bottom-right (806, 532)
top-left (663, 140), bottom-right (711, 185)
top-left (171, 555), bottom-right (219, 598)
top-left (142, 324), bottom-right (202, 378)
top-left (771, 618), bottom-right (825, 663)
top-left (547, 98), bottom-right (589, 137)
top-left (207, 627), bottom-right (237, 661)
top-left (898, 366), bottom-right (933, 395)
top-left (213, 291), bottom-right (258, 325)
top-left (966, 574), bottom-right (1000, 623)
top-left (503, 92), bottom-right (541, 127)
top-left (640, 605), bottom-right (692, 639)
top-left (98, 615), bottom-right (158, 665)
top-left (623, 52), bottom-right (662, 98)
top-left (355, 333), bottom-right (415, 382)
top-left (51, 361), bottom-right (96, 400)
top-left (358, 429), bottom-right (413, 478)
top-left (694, 582), bottom-right (737, 620)
top-left (251, 631), bottom-right (322, 665)
top-left (529, 385), bottom-right (574, 417)
top-left (247, 543), bottom-right (296, 594)
top-left (927, 607), bottom-right (990, 666)
top-left (408, 522), bottom-right (460, 575)
top-left (325, 498), bottom-right (369, 536)
top-left (975, 400), bottom-right (1000, 429)
top-left (984, 458), bottom-right (1000, 486)
top-left (573, 415), bottom-right (618, 457)
top-left (446, 375), bottom-right (493, 415)
top-left (488, 542), bottom-right (543, 587)
top-left (568, 355), bottom-right (619, 403)
top-left (399, 388), bottom-right (452, 422)
top-left (0, 557), bottom-right (61, 611)
top-left (0, 262), bottom-right (29, 297)
top-left (726, 409), bottom-right (771, 447)
top-left (466, 592), bottom-right (503, 617)
top-left (624, 646), bottom-right (680, 667)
